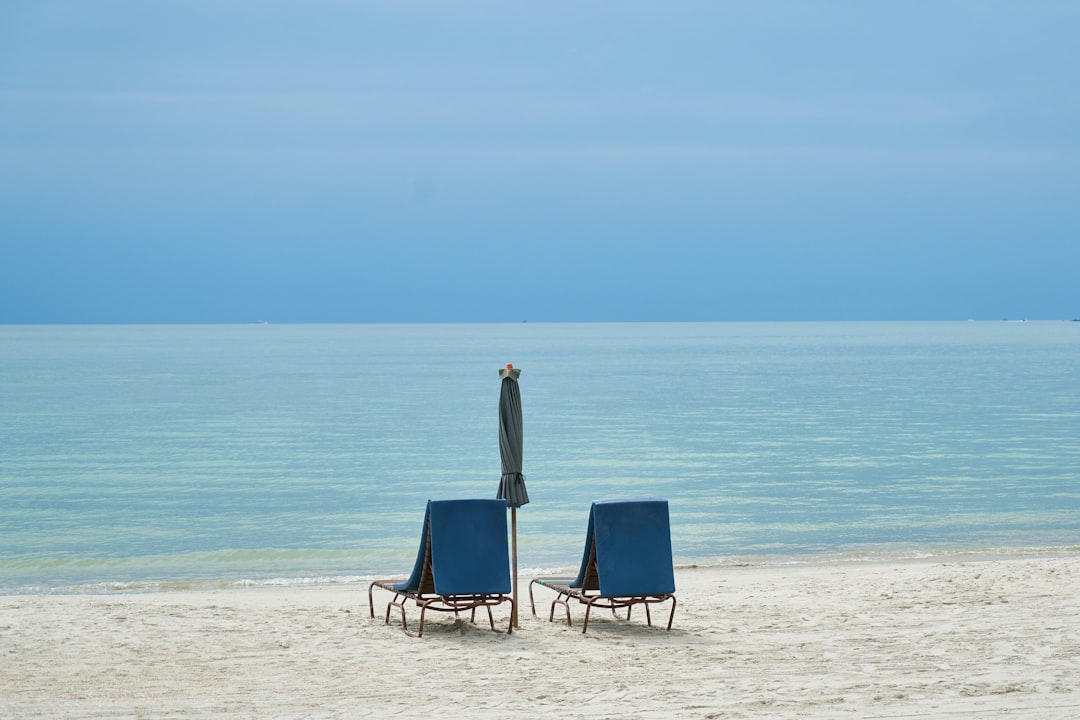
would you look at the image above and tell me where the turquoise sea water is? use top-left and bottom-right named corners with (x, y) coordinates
top-left (2, 322), bottom-right (1079, 594)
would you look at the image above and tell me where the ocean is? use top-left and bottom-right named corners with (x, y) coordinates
top-left (2, 321), bottom-right (1078, 594)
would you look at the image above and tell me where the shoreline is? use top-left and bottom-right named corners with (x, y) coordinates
top-left (6, 544), bottom-right (1080, 597)
top-left (4, 554), bottom-right (1079, 718)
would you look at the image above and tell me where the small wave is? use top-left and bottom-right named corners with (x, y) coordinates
top-left (674, 545), bottom-right (1080, 571)
top-left (228, 575), bottom-right (375, 589)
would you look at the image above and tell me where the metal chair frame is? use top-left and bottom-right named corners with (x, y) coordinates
top-left (368, 516), bottom-right (513, 637)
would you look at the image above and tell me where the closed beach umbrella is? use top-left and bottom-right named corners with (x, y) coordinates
top-left (496, 364), bottom-right (528, 627)
top-left (497, 365), bottom-right (528, 508)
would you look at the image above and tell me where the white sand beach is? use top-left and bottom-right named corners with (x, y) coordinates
top-left (3, 554), bottom-right (1080, 719)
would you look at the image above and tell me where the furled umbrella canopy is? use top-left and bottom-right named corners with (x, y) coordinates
top-left (497, 365), bottom-right (529, 508)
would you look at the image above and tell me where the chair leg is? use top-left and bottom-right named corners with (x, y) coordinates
top-left (582, 598), bottom-right (595, 633)
top-left (386, 591), bottom-right (404, 625)
top-left (550, 596), bottom-right (572, 627)
top-left (392, 597), bottom-right (417, 637)
top-left (412, 599), bottom-right (429, 638)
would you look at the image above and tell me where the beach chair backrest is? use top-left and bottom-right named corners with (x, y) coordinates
top-left (428, 499), bottom-right (511, 596)
top-left (592, 500), bottom-right (675, 597)
top-left (392, 502), bottom-right (433, 594)
top-left (570, 508), bottom-right (599, 590)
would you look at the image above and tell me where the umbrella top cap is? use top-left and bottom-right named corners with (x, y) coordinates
top-left (499, 365), bottom-right (522, 380)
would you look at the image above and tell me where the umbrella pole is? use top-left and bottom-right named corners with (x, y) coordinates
top-left (511, 506), bottom-right (519, 628)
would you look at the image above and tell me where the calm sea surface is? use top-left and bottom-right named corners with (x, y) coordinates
top-left (2, 322), bottom-right (1078, 593)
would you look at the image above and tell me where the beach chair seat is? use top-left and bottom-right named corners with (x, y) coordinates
top-left (368, 499), bottom-right (514, 637)
top-left (529, 499), bottom-right (677, 633)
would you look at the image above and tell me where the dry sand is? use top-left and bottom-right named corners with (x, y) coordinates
top-left (3, 554), bottom-right (1080, 719)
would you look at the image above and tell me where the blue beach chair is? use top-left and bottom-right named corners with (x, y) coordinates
top-left (368, 499), bottom-right (514, 637)
top-left (529, 499), bottom-right (677, 633)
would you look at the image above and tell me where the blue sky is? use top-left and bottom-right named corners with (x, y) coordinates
top-left (2, 1), bottom-right (1078, 323)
